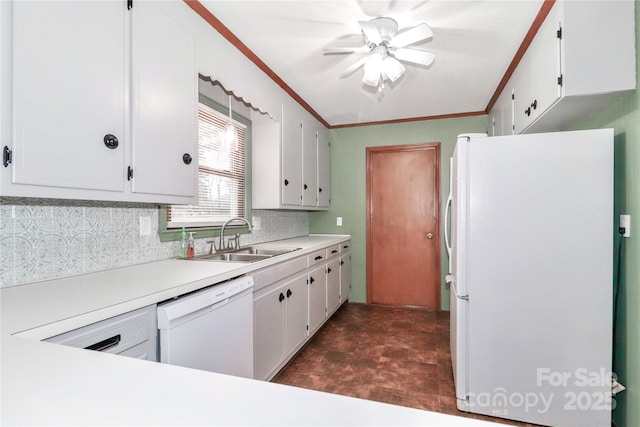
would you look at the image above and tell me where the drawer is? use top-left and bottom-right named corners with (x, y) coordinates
top-left (340, 241), bottom-right (351, 253)
top-left (307, 249), bottom-right (327, 268)
top-left (45, 305), bottom-right (156, 357)
top-left (252, 256), bottom-right (308, 292)
top-left (326, 244), bottom-right (341, 258)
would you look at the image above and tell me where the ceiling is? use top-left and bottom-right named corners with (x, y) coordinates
top-left (199, 0), bottom-right (545, 127)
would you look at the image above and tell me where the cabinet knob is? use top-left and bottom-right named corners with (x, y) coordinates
top-left (304, 184), bottom-right (308, 190)
top-left (182, 153), bottom-right (193, 165)
top-left (284, 179), bottom-right (289, 186)
top-left (427, 233), bottom-right (434, 239)
top-left (327, 267), bottom-right (332, 274)
top-left (525, 107), bottom-right (531, 117)
top-left (286, 289), bottom-right (292, 298)
top-left (279, 293), bottom-right (285, 302)
top-left (319, 187), bottom-right (323, 193)
top-left (340, 260), bottom-right (344, 266)
top-left (103, 134), bottom-right (119, 149)
top-left (531, 100), bottom-right (537, 110)
top-left (310, 276), bottom-right (315, 284)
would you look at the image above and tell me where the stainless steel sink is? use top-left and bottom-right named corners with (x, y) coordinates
top-left (189, 246), bottom-right (301, 263)
top-left (194, 253), bottom-right (273, 262)
top-left (233, 247), bottom-right (301, 256)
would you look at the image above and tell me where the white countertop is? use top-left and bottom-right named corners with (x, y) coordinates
top-left (1, 234), bottom-right (499, 426)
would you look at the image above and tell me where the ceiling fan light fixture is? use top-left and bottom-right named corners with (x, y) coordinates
top-left (383, 56), bottom-right (405, 82)
top-left (327, 16), bottom-right (435, 91)
top-left (362, 54), bottom-right (383, 87)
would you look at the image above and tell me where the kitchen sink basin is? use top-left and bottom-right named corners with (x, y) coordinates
top-left (232, 247), bottom-right (301, 256)
top-left (189, 246), bottom-right (301, 263)
top-left (194, 253), bottom-right (273, 262)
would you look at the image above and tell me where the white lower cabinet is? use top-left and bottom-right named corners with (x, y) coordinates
top-left (253, 240), bottom-right (351, 381)
top-left (326, 259), bottom-right (341, 317)
top-left (44, 305), bottom-right (157, 362)
top-left (254, 273), bottom-right (308, 381)
top-left (339, 253), bottom-right (351, 304)
top-left (307, 264), bottom-right (327, 337)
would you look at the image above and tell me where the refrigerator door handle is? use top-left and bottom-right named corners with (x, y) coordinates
top-left (444, 193), bottom-right (452, 258)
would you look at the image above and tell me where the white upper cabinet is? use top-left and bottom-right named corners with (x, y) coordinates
top-left (316, 127), bottom-right (330, 208)
top-left (488, 88), bottom-right (514, 137)
top-left (513, 1), bottom-right (562, 134)
top-left (301, 112), bottom-right (318, 207)
top-left (130, 1), bottom-right (197, 202)
top-left (281, 103), bottom-right (303, 206)
top-left (252, 99), bottom-right (330, 211)
top-left (10, 1), bottom-right (126, 193)
top-left (1, 1), bottom-right (197, 204)
top-left (490, 0), bottom-right (636, 136)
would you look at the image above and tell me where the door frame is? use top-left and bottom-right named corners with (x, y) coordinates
top-left (365, 142), bottom-right (441, 308)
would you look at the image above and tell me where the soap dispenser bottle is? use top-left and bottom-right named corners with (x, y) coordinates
top-left (187, 232), bottom-right (196, 259)
top-left (180, 227), bottom-right (188, 259)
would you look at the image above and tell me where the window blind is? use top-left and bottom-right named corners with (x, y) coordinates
top-left (167, 101), bottom-right (246, 228)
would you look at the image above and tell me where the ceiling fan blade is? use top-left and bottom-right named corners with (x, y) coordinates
top-left (324, 46), bottom-right (368, 54)
top-left (358, 20), bottom-right (383, 45)
top-left (339, 57), bottom-right (368, 78)
top-left (389, 23), bottom-right (433, 48)
top-left (393, 48), bottom-right (435, 66)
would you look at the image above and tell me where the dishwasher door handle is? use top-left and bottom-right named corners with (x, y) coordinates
top-left (84, 334), bottom-right (121, 352)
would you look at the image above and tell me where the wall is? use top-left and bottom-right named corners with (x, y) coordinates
top-left (0, 199), bottom-right (308, 288)
top-left (309, 115), bottom-right (487, 308)
top-left (569, 5), bottom-right (639, 424)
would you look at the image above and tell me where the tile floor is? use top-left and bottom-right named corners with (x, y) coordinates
top-left (272, 302), bottom-right (535, 426)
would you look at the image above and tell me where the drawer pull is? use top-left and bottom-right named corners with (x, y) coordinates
top-left (331, 250), bottom-right (338, 254)
top-left (343, 245), bottom-right (349, 249)
top-left (314, 255), bottom-right (323, 261)
top-left (85, 334), bottom-right (121, 352)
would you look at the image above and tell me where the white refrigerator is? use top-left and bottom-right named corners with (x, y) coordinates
top-left (444, 129), bottom-right (613, 426)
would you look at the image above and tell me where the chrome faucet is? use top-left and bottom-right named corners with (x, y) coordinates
top-left (217, 217), bottom-right (252, 252)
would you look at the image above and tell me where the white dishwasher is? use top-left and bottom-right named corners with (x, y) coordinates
top-left (157, 275), bottom-right (254, 379)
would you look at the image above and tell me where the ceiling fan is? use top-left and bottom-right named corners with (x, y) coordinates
top-left (325, 17), bottom-right (435, 89)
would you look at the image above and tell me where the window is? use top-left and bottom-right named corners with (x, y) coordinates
top-left (165, 95), bottom-right (249, 230)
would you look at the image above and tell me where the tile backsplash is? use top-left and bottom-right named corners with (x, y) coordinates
top-left (0, 197), bottom-right (309, 288)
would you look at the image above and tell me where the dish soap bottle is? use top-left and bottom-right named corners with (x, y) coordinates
top-left (180, 227), bottom-right (188, 259)
top-left (187, 232), bottom-right (196, 259)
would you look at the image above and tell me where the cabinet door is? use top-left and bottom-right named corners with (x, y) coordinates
top-left (307, 265), bottom-right (326, 336)
top-left (326, 259), bottom-right (341, 316)
top-left (340, 254), bottom-right (351, 303)
top-left (301, 119), bottom-right (317, 206)
top-left (253, 284), bottom-right (286, 381)
top-left (11, 1), bottom-right (125, 192)
top-left (281, 105), bottom-right (302, 206)
top-left (284, 274), bottom-right (309, 355)
top-left (130, 1), bottom-right (197, 201)
top-left (513, 1), bottom-right (561, 134)
top-left (489, 87), bottom-right (514, 137)
top-left (317, 127), bottom-right (330, 208)
top-left (512, 55), bottom-right (533, 134)
top-left (526, 2), bottom-right (562, 126)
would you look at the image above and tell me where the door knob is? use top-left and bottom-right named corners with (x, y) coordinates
top-left (427, 233), bottom-right (434, 239)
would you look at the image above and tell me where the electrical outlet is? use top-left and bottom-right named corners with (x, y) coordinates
top-left (139, 216), bottom-right (151, 236)
top-left (620, 214), bottom-right (631, 238)
top-left (337, 217), bottom-right (343, 227)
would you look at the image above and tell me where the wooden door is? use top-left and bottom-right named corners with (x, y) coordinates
top-left (366, 143), bottom-right (440, 308)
